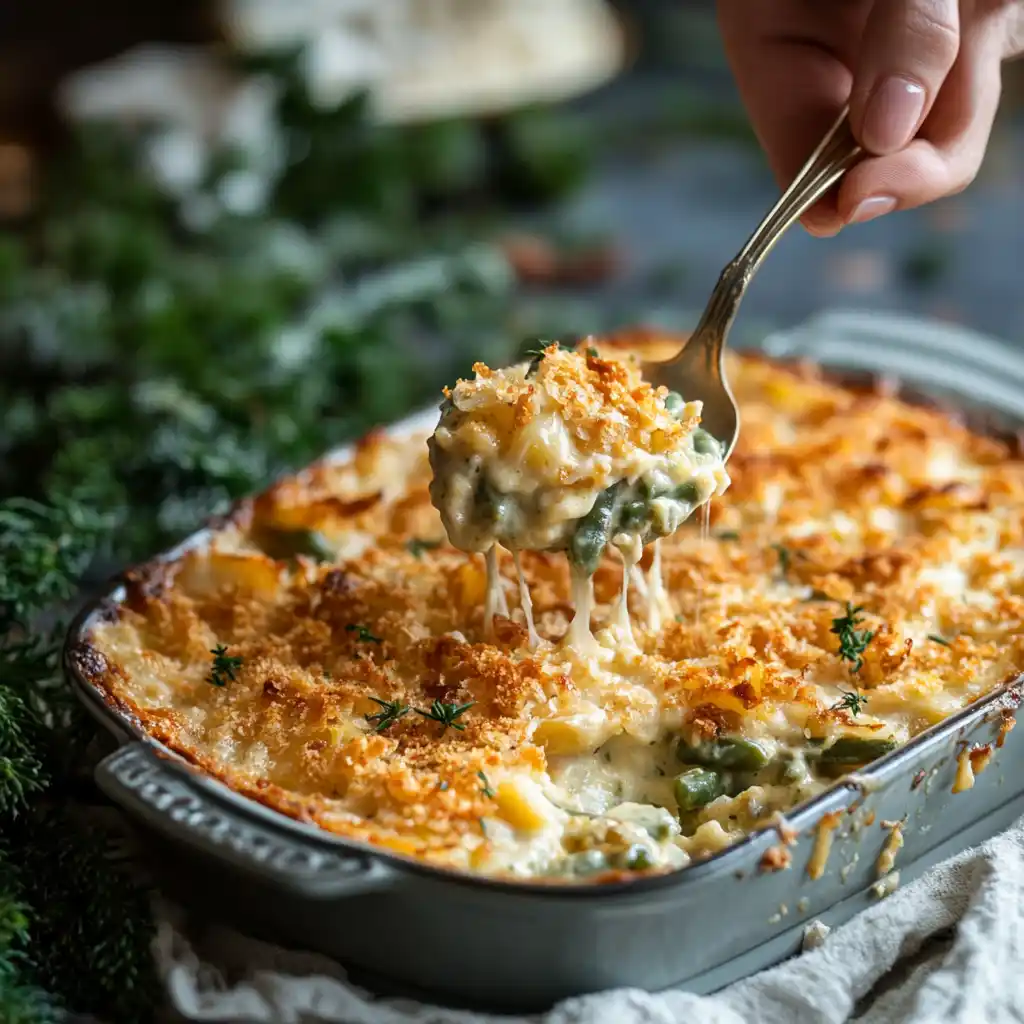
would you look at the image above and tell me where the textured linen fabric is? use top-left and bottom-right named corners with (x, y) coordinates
top-left (157, 814), bottom-right (1024, 1024)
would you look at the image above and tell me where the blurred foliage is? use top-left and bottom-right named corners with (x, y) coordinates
top-left (900, 239), bottom-right (952, 290)
top-left (0, 48), bottom-right (599, 1023)
top-left (0, 79), bottom-right (599, 551)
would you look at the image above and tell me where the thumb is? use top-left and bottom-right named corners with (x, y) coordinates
top-left (849, 0), bottom-right (961, 154)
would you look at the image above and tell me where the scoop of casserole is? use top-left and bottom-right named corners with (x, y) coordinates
top-left (428, 342), bottom-right (730, 647)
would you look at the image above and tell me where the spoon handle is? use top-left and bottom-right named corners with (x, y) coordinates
top-left (689, 108), bottom-right (863, 359)
top-left (670, 107), bottom-right (864, 461)
top-left (734, 107), bottom-right (862, 280)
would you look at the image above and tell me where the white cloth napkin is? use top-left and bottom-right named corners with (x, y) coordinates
top-left (157, 814), bottom-right (1024, 1024)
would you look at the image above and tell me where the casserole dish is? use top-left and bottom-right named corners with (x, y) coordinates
top-left (64, 310), bottom-right (1024, 1012)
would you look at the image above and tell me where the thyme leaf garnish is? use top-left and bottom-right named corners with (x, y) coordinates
top-left (831, 689), bottom-right (869, 716)
top-left (477, 770), bottom-right (495, 798)
top-left (346, 623), bottom-right (382, 644)
top-left (366, 697), bottom-right (410, 732)
top-left (928, 634), bottom-right (952, 647)
top-left (525, 340), bottom-right (563, 377)
top-left (207, 645), bottom-right (243, 687)
top-left (830, 603), bottom-right (874, 673)
top-left (525, 340), bottom-right (559, 358)
top-left (415, 699), bottom-right (475, 732)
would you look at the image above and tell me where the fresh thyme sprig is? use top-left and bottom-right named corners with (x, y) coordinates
top-left (831, 689), bottom-right (869, 716)
top-left (830, 603), bottom-right (874, 673)
top-left (524, 340), bottom-right (560, 359)
top-left (207, 645), bottom-right (243, 687)
top-left (346, 624), bottom-right (382, 644)
top-left (365, 697), bottom-right (411, 733)
top-left (477, 770), bottom-right (495, 797)
top-left (928, 634), bottom-right (953, 647)
top-left (415, 700), bottom-right (475, 732)
top-left (525, 340), bottom-right (564, 376)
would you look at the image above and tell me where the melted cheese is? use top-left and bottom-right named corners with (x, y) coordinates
top-left (512, 550), bottom-right (540, 650)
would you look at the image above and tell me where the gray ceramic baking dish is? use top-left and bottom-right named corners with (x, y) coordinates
top-left (64, 310), bottom-right (1024, 1013)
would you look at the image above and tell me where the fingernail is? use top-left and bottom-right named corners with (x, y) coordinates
top-left (848, 195), bottom-right (897, 225)
top-left (862, 76), bottom-right (926, 153)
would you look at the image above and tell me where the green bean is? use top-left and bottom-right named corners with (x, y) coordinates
top-left (692, 428), bottom-right (722, 456)
top-left (674, 768), bottom-right (725, 812)
top-left (477, 480), bottom-right (513, 527)
top-left (621, 845), bottom-right (654, 870)
top-left (664, 391), bottom-right (685, 417)
top-left (257, 526), bottom-right (334, 562)
top-left (618, 498), bottom-right (649, 531)
top-left (677, 736), bottom-right (771, 772)
top-left (814, 736), bottom-right (898, 767)
top-left (773, 750), bottom-right (811, 785)
top-left (671, 480), bottom-right (703, 504)
top-left (569, 484), bottom-right (621, 574)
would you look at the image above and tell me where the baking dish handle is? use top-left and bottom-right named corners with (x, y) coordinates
top-left (95, 742), bottom-right (394, 899)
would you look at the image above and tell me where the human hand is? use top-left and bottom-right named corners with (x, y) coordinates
top-left (717, 0), bottom-right (1024, 235)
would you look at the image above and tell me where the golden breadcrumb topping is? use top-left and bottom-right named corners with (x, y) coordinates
top-left (77, 339), bottom-right (1024, 884)
top-left (445, 342), bottom-right (697, 467)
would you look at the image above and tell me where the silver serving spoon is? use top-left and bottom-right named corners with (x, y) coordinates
top-left (645, 107), bottom-right (863, 459)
